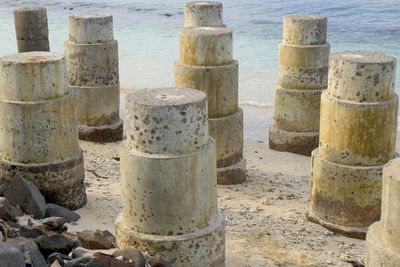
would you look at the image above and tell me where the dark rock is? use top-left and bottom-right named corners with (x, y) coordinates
top-left (148, 255), bottom-right (172, 267)
top-left (37, 217), bottom-right (67, 232)
top-left (4, 174), bottom-right (46, 219)
top-left (47, 252), bottom-right (72, 264)
top-left (93, 252), bottom-right (134, 267)
top-left (0, 175), bottom-right (12, 196)
top-left (112, 248), bottom-right (146, 267)
top-left (64, 256), bottom-right (105, 267)
top-left (46, 203), bottom-right (80, 223)
top-left (35, 234), bottom-right (78, 258)
top-left (11, 205), bottom-right (24, 217)
top-left (0, 197), bottom-right (16, 222)
top-left (0, 241), bottom-right (25, 267)
top-left (19, 226), bottom-right (44, 238)
top-left (78, 230), bottom-right (115, 250)
top-left (7, 237), bottom-right (47, 267)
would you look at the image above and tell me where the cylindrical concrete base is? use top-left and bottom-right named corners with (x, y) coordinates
top-left (78, 119), bottom-right (123, 143)
top-left (217, 157), bottom-right (246, 185)
top-left (308, 149), bottom-right (385, 239)
top-left (268, 124), bottom-right (318, 156)
top-left (115, 212), bottom-right (225, 267)
top-left (366, 222), bottom-right (400, 266)
top-left (0, 151), bottom-right (86, 210)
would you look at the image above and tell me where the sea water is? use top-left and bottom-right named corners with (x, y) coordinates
top-left (0, 0), bottom-right (399, 137)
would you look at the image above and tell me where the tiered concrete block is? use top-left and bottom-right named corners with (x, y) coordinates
top-left (13, 6), bottom-right (50, 52)
top-left (0, 52), bottom-right (86, 210)
top-left (366, 158), bottom-right (400, 266)
top-left (65, 14), bottom-right (123, 142)
top-left (175, 1), bottom-right (246, 185)
top-left (307, 51), bottom-right (398, 238)
top-left (115, 88), bottom-right (225, 266)
top-left (269, 14), bottom-right (330, 155)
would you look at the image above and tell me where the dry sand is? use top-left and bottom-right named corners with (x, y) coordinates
top-left (68, 103), bottom-right (399, 266)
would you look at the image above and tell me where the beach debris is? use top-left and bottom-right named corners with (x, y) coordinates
top-left (4, 174), bottom-right (47, 219)
top-left (46, 203), bottom-right (81, 223)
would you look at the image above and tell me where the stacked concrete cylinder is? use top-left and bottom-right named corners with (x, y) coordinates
top-left (269, 14), bottom-right (330, 155)
top-left (13, 6), bottom-right (50, 52)
top-left (65, 14), bottom-right (123, 142)
top-left (0, 52), bottom-right (86, 210)
top-left (115, 88), bottom-right (225, 266)
top-left (175, 1), bottom-right (246, 185)
top-left (366, 158), bottom-right (400, 266)
top-left (308, 52), bottom-right (398, 238)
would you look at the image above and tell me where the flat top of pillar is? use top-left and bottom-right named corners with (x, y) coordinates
top-left (0, 52), bottom-right (63, 65)
top-left (14, 6), bottom-right (46, 12)
top-left (331, 51), bottom-right (395, 64)
top-left (181, 26), bottom-right (231, 34)
top-left (69, 13), bottom-right (112, 20)
top-left (127, 87), bottom-right (207, 107)
top-left (284, 14), bottom-right (326, 21)
top-left (185, 1), bottom-right (222, 7)
top-left (385, 158), bottom-right (400, 181)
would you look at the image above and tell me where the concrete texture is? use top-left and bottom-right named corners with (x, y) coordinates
top-left (13, 6), bottom-right (50, 52)
top-left (65, 13), bottom-right (122, 142)
top-left (366, 158), bottom-right (400, 266)
top-left (309, 51), bottom-right (398, 238)
top-left (0, 52), bottom-right (86, 210)
top-left (115, 87), bottom-right (225, 266)
top-left (269, 14), bottom-right (329, 156)
top-left (184, 1), bottom-right (223, 27)
top-left (175, 3), bottom-right (246, 184)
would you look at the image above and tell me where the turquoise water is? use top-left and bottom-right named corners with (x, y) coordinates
top-left (0, 0), bottom-right (398, 108)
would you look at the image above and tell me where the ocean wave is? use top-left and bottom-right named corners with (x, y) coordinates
top-left (239, 100), bottom-right (273, 108)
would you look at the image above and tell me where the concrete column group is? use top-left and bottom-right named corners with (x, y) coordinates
top-left (0, 52), bottom-right (86, 210)
top-left (115, 87), bottom-right (225, 266)
top-left (175, 1), bottom-right (246, 184)
top-left (269, 14), bottom-right (330, 155)
top-left (65, 14), bottom-right (123, 142)
top-left (366, 158), bottom-right (400, 266)
top-left (308, 52), bottom-right (398, 238)
top-left (13, 6), bottom-right (50, 52)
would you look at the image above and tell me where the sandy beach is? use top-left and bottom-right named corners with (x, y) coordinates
top-left (64, 98), bottom-right (399, 266)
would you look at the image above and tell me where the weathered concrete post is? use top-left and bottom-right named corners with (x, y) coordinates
top-left (175, 1), bottom-right (246, 184)
top-left (366, 158), bottom-right (400, 266)
top-left (269, 14), bottom-right (330, 155)
top-left (308, 52), bottom-right (398, 238)
top-left (13, 6), bottom-right (50, 52)
top-left (0, 52), bottom-right (86, 210)
top-left (65, 14), bottom-right (123, 142)
top-left (115, 88), bottom-right (225, 266)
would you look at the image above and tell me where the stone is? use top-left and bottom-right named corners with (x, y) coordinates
top-left (366, 158), bottom-right (400, 265)
top-left (19, 226), bottom-right (44, 238)
top-left (46, 203), bottom-right (80, 223)
top-left (78, 230), bottom-right (115, 249)
top-left (4, 174), bottom-right (46, 219)
top-left (175, 4), bottom-right (246, 185)
top-left (47, 252), bottom-right (71, 264)
top-left (13, 6), bottom-right (50, 52)
top-left (307, 51), bottom-right (398, 238)
top-left (148, 255), bottom-right (172, 267)
top-left (93, 252), bottom-right (134, 267)
top-left (70, 247), bottom-right (118, 259)
top-left (0, 197), bottom-right (16, 222)
top-left (112, 248), bottom-right (146, 266)
top-left (10, 206), bottom-right (24, 217)
top-left (37, 217), bottom-right (67, 232)
top-left (115, 88), bottom-right (225, 266)
top-left (0, 242), bottom-right (26, 267)
top-left (0, 52), bottom-right (86, 210)
top-left (64, 256), bottom-right (105, 267)
top-left (0, 176), bottom-right (12, 196)
top-left (35, 234), bottom-right (78, 258)
top-left (269, 14), bottom-right (329, 156)
top-left (7, 237), bottom-right (47, 267)
top-left (65, 14), bottom-right (123, 142)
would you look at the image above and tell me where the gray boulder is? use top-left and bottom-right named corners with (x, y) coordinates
top-left (46, 203), bottom-right (80, 222)
top-left (7, 237), bottom-right (47, 267)
top-left (0, 241), bottom-right (25, 267)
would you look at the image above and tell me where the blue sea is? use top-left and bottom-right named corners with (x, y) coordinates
top-left (0, 0), bottom-right (399, 121)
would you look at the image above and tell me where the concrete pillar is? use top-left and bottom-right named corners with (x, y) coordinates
top-left (269, 14), bottom-right (330, 155)
top-left (307, 51), bottom-right (398, 238)
top-left (13, 6), bottom-right (50, 52)
top-left (0, 52), bottom-right (86, 210)
top-left (115, 87), bottom-right (225, 266)
top-left (175, 1), bottom-right (246, 185)
top-left (65, 14), bottom-right (123, 142)
top-left (366, 158), bottom-right (400, 266)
